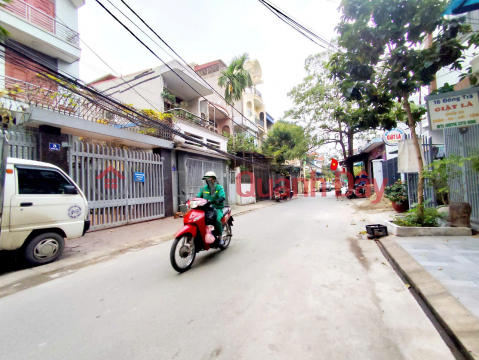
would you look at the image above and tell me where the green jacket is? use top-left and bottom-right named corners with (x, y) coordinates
top-left (197, 183), bottom-right (226, 209)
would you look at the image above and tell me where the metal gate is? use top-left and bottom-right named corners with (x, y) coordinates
top-left (382, 158), bottom-right (400, 187)
top-left (254, 166), bottom-right (270, 200)
top-left (69, 141), bottom-right (165, 230)
top-left (445, 124), bottom-right (479, 218)
top-left (185, 157), bottom-right (223, 200)
top-left (405, 136), bottom-right (437, 209)
top-left (6, 130), bottom-right (37, 160)
top-left (228, 170), bottom-right (236, 205)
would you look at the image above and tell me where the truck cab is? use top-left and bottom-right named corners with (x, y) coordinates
top-left (0, 157), bottom-right (89, 266)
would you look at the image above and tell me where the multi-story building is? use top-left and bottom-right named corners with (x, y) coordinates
top-left (0, 1), bottom-right (182, 228)
top-left (193, 58), bottom-right (269, 145)
top-left (91, 60), bottom-right (230, 211)
top-left (0, 0), bottom-right (83, 80)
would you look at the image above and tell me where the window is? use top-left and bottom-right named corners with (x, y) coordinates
top-left (17, 168), bottom-right (73, 195)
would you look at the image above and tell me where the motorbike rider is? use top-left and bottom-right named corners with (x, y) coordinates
top-left (197, 171), bottom-right (226, 246)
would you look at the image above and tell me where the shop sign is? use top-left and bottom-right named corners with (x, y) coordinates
top-left (427, 92), bottom-right (479, 130)
top-left (383, 128), bottom-right (405, 146)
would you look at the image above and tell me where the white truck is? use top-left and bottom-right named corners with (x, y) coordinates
top-left (0, 133), bottom-right (89, 266)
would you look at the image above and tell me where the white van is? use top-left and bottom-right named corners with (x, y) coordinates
top-left (0, 157), bottom-right (89, 266)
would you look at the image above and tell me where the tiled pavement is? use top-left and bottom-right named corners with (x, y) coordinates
top-left (395, 236), bottom-right (479, 318)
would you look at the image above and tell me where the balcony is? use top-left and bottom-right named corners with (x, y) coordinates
top-left (167, 108), bottom-right (217, 133)
top-left (0, 75), bottom-right (173, 143)
top-left (255, 116), bottom-right (265, 132)
top-left (1, 0), bottom-right (81, 62)
top-left (239, 116), bottom-right (258, 132)
top-left (245, 87), bottom-right (262, 99)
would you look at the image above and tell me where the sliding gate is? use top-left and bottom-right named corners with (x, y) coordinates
top-left (69, 141), bottom-right (165, 230)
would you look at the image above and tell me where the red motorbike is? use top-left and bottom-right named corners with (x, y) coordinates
top-left (273, 187), bottom-right (289, 202)
top-left (170, 198), bottom-right (233, 273)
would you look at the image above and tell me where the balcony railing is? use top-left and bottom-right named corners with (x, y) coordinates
top-left (255, 116), bottom-right (263, 126)
top-left (166, 108), bottom-right (217, 133)
top-left (3, 0), bottom-right (80, 47)
top-left (241, 117), bottom-right (258, 131)
top-left (0, 75), bottom-right (172, 141)
top-left (245, 87), bottom-right (262, 99)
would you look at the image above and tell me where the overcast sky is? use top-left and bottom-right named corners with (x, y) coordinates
top-left (78, 0), bottom-right (341, 121)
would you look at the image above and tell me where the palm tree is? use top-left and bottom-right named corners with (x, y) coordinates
top-left (218, 53), bottom-right (253, 140)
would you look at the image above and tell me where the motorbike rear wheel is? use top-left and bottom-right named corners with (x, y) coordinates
top-left (219, 223), bottom-right (232, 250)
top-left (170, 235), bottom-right (196, 273)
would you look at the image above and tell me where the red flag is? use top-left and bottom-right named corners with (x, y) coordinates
top-left (330, 158), bottom-right (338, 171)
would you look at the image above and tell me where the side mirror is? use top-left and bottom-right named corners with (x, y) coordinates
top-left (64, 185), bottom-right (78, 195)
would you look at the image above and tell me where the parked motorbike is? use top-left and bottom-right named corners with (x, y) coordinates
top-left (170, 198), bottom-right (233, 273)
top-left (346, 183), bottom-right (367, 199)
top-left (273, 188), bottom-right (288, 202)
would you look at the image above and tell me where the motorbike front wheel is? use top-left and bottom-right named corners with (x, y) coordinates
top-left (170, 235), bottom-right (196, 273)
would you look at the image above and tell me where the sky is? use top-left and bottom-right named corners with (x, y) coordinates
top-left (78, 0), bottom-right (342, 121)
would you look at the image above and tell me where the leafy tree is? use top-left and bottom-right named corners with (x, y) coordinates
top-left (0, 1), bottom-right (12, 37)
top-left (262, 120), bottom-right (313, 166)
top-left (218, 53), bottom-right (253, 146)
top-left (331, 0), bottom-right (479, 217)
top-left (285, 51), bottom-right (397, 182)
top-left (321, 163), bottom-right (335, 181)
top-left (226, 132), bottom-right (261, 154)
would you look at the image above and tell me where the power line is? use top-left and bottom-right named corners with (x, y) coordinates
top-left (0, 43), bottom-right (270, 168)
top-left (258, 0), bottom-right (339, 50)
top-left (104, 0), bottom-right (265, 140)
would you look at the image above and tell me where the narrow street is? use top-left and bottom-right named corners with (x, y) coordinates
top-left (0, 195), bottom-right (456, 360)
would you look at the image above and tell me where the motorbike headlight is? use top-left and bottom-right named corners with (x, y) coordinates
top-left (189, 200), bottom-right (201, 209)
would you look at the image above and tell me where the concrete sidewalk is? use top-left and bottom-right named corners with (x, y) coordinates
top-left (360, 208), bottom-right (479, 359)
top-left (0, 200), bottom-right (281, 294)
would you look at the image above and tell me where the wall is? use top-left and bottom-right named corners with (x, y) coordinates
top-left (56, 0), bottom-right (80, 33)
top-left (175, 119), bottom-right (227, 152)
top-left (58, 58), bottom-right (79, 77)
top-left (240, 184), bottom-right (256, 205)
top-left (153, 147), bottom-right (173, 217)
top-left (186, 98), bottom-right (200, 117)
top-left (93, 68), bottom-right (164, 111)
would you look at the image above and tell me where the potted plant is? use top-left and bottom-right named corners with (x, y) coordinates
top-left (161, 90), bottom-right (176, 104)
top-left (384, 181), bottom-right (409, 213)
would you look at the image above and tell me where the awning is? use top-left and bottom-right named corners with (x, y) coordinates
top-left (208, 103), bottom-right (229, 118)
top-left (444, 0), bottom-right (479, 14)
top-left (359, 137), bottom-right (384, 154)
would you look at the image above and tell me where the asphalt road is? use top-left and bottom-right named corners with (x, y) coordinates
top-left (0, 194), bottom-right (457, 360)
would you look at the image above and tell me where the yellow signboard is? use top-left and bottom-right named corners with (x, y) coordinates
top-left (427, 92), bottom-right (479, 130)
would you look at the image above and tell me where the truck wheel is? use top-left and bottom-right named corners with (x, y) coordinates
top-left (24, 232), bottom-right (65, 266)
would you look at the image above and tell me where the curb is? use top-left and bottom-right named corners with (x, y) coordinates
top-left (0, 201), bottom-right (277, 296)
top-left (378, 236), bottom-right (479, 360)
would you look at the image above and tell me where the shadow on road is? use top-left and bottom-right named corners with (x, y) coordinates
top-left (0, 251), bottom-right (26, 276)
top-left (192, 249), bottom-right (224, 268)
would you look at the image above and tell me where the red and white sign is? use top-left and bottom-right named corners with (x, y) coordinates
top-left (383, 128), bottom-right (405, 146)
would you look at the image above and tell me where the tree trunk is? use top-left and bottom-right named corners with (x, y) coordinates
top-left (347, 131), bottom-right (354, 157)
top-left (346, 131), bottom-right (354, 188)
top-left (231, 105), bottom-right (235, 146)
top-left (403, 94), bottom-right (425, 217)
top-left (337, 119), bottom-right (347, 159)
